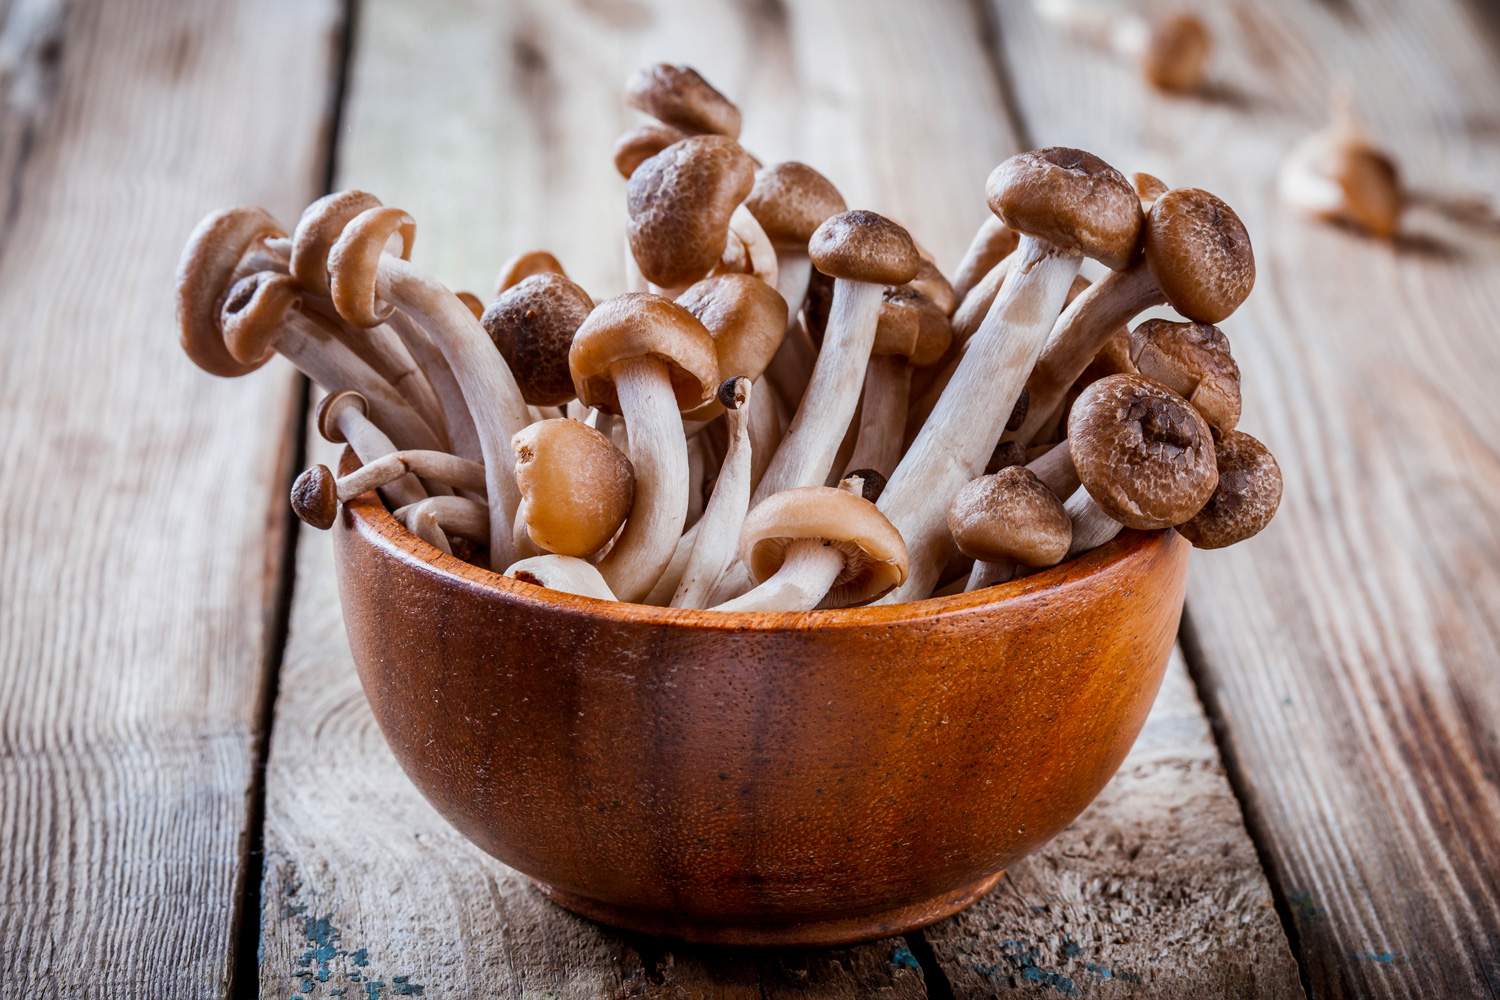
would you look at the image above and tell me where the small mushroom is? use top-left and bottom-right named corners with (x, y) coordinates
top-left (481, 273), bottom-right (595, 407)
top-left (512, 418), bottom-right (634, 559)
top-left (1132, 172), bottom-right (1170, 212)
top-left (626, 135), bottom-right (757, 291)
top-left (676, 273), bottom-right (788, 421)
top-left (505, 555), bottom-right (619, 601)
top-left (625, 63), bottom-right (742, 138)
top-left (711, 485), bottom-right (908, 612)
top-left (570, 293), bottom-right (720, 601)
top-left (316, 390), bottom-right (426, 509)
top-left (1176, 430), bottom-right (1282, 548)
top-left (1279, 91), bottom-right (1403, 239)
top-left (613, 122), bottom-right (690, 179)
top-left (493, 249), bottom-right (566, 296)
top-left (951, 215), bottom-right (1019, 307)
top-left (909, 249), bottom-right (956, 316)
top-left (949, 466), bottom-right (1072, 591)
top-left (291, 450), bottom-right (488, 530)
top-left (1128, 318), bottom-right (1241, 432)
top-left (845, 286), bottom-right (951, 478)
top-left (1035, 0), bottom-right (1212, 94)
top-left (672, 377), bottom-right (757, 608)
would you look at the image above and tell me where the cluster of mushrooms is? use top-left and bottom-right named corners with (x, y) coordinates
top-left (175, 63), bottom-right (1282, 613)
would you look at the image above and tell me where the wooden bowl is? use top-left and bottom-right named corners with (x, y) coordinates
top-left (333, 452), bottom-right (1190, 947)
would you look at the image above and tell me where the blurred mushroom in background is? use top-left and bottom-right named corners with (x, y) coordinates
top-left (1279, 89), bottom-right (1404, 239)
top-left (1033, 0), bottom-right (1212, 94)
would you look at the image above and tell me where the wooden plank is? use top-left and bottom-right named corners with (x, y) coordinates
top-left (0, 0), bottom-right (344, 996)
top-left (981, 1), bottom-right (1500, 996)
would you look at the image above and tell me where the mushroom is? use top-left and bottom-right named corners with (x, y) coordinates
top-left (951, 215), bottom-right (1020, 306)
top-left (949, 466), bottom-right (1072, 591)
top-left (626, 135), bottom-right (756, 292)
top-left (315, 391), bottom-right (426, 509)
top-left (625, 63), bottom-right (742, 138)
top-left (393, 495), bottom-right (490, 554)
top-left (613, 122), bottom-right (689, 179)
top-left (845, 286), bottom-right (951, 478)
top-left (1063, 373), bottom-right (1219, 557)
top-left (290, 450), bottom-right (487, 530)
top-left (675, 273), bottom-right (787, 420)
top-left (512, 418), bottom-right (634, 559)
top-left (753, 210), bottom-right (920, 503)
top-left (493, 249), bottom-right (566, 295)
top-left (1176, 430), bottom-right (1282, 548)
top-left (505, 555), bottom-right (619, 601)
top-left (1128, 318), bottom-right (1241, 432)
top-left (879, 147), bottom-right (1143, 603)
top-left (672, 377), bottom-right (756, 608)
top-left (1279, 91), bottom-right (1403, 238)
top-left (1012, 185), bottom-right (1253, 444)
top-left (710, 204), bottom-right (779, 289)
top-left (1133, 172), bottom-right (1169, 211)
top-left (1034, 0), bottom-right (1212, 94)
top-left (570, 293), bottom-right (719, 601)
top-left (711, 484), bottom-right (908, 612)
top-left (326, 204), bottom-right (534, 569)
top-left (481, 273), bottom-right (595, 407)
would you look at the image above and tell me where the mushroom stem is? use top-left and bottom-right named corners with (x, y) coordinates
top-left (753, 279), bottom-right (884, 502)
top-left (878, 235), bottom-right (1082, 603)
top-left (593, 355), bottom-right (691, 602)
top-left (844, 355), bottom-right (911, 478)
top-left (673, 379), bottom-right (755, 608)
top-left (329, 403), bottom-right (427, 508)
top-left (385, 309), bottom-right (483, 463)
top-left (506, 555), bottom-right (619, 601)
top-left (338, 450), bottom-right (486, 499)
top-left (394, 496), bottom-right (490, 547)
top-left (761, 251), bottom-right (817, 407)
top-left (952, 216), bottom-right (1018, 305)
top-left (965, 559), bottom-right (1016, 591)
top-left (1028, 442), bottom-right (1081, 499)
top-left (310, 304), bottom-right (448, 444)
top-left (748, 373), bottom-right (785, 490)
top-left (1062, 485), bottom-right (1124, 559)
top-left (711, 537), bottom-right (845, 612)
top-left (624, 233), bottom-right (648, 293)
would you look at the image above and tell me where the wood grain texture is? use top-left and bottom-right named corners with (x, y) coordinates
top-left (983, 0), bottom-right (1500, 996)
top-left (0, 0), bottom-right (343, 996)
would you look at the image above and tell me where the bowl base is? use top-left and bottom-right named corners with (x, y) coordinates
top-left (531, 870), bottom-right (1004, 947)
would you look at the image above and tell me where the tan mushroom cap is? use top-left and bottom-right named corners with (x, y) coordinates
top-left (290, 464), bottom-right (339, 530)
top-left (1176, 430), bottom-right (1282, 549)
top-left (740, 486), bottom-right (909, 607)
top-left (626, 135), bottom-right (756, 288)
top-left (744, 162), bottom-right (848, 248)
top-left (910, 253), bottom-right (956, 316)
top-left (1132, 172), bottom-right (1170, 211)
top-left (1144, 187), bottom-right (1255, 324)
top-left (456, 291), bottom-right (485, 319)
top-left (570, 292), bottom-right (720, 413)
top-left (326, 206), bottom-right (417, 328)
top-left (948, 466), bottom-right (1072, 567)
top-left (482, 273), bottom-right (595, 407)
top-left (625, 63), bottom-right (741, 139)
top-left (676, 274), bottom-right (788, 419)
top-left (513, 419), bottom-right (635, 558)
top-left (315, 390), bottom-right (369, 444)
top-left (808, 210), bottom-right (921, 286)
top-left (494, 249), bottom-right (566, 295)
top-left (176, 206), bottom-right (288, 378)
top-left (612, 121), bottom-right (689, 179)
top-left (1069, 373), bottom-right (1218, 530)
top-left (986, 147), bottom-right (1144, 271)
top-left (290, 190), bottom-right (383, 296)
top-left (220, 271), bottom-right (303, 366)
top-left (873, 286), bottom-right (951, 366)
top-left (1143, 13), bottom-right (1212, 94)
top-left (1128, 318), bottom-right (1241, 432)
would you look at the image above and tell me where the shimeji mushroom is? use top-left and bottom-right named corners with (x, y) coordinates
top-left (626, 135), bottom-right (756, 294)
top-left (326, 204), bottom-right (534, 569)
top-left (1034, 0), bottom-right (1212, 94)
top-left (512, 418), bottom-right (634, 559)
top-left (949, 466), bottom-right (1072, 591)
top-left (675, 273), bottom-right (787, 422)
top-left (1062, 373), bottom-right (1218, 558)
top-left (711, 484), bottom-right (908, 612)
top-left (753, 210), bottom-right (919, 503)
top-left (1279, 91), bottom-right (1403, 239)
top-left (672, 377), bottom-right (756, 608)
top-left (505, 555), bottom-right (619, 602)
top-left (570, 293), bottom-right (720, 601)
top-left (879, 147), bottom-right (1143, 603)
top-left (845, 287), bottom-right (951, 478)
top-left (1128, 318), bottom-right (1241, 433)
top-left (1012, 186), bottom-right (1253, 444)
top-left (291, 450), bottom-right (487, 530)
top-left (493, 250), bottom-right (566, 295)
top-left (1176, 430), bottom-right (1283, 549)
top-left (315, 391), bottom-right (426, 509)
top-left (613, 122), bottom-right (689, 179)
top-left (625, 63), bottom-right (742, 139)
top-left (951, 216), bottom-right (1019, 307)
top-left (481, 273), bottom-right (595, 407)
top-left (393, 496), bottom-right (489, 554)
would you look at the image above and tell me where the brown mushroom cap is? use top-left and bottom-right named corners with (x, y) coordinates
top-left (220, 271), bottom-right (303, 366)
top-left (676, 274), bottom-right (788, 419)
top-left (290, 464), bottom-right (338, 530)
top-left (986, 148), bottom-right (1144, 271)
top-left (1069, 373), bottom-right (1218, 529)
top-left (612, 122), bottom-right (689, 179)
top-left (625, 63), bottom-right (742, 139)
top-left (494, 249), bottom-right (566, 295)
top-left (1144, 187), bottom-right (1255, 324)
top-left (569, 292), bottom-right (720, 413)
top-left (1132, 172), bottom-right (1170, 211)
top-left (740, 486), bottom-right (909, 607)
top-left (176, 206), bottom-right (288, 378)
top-left (326, 206), bottom-right (417, 328)
top-left (315, 390), bottom-right (369, 444)
top-left (948, 466), bottom-right (1073, 567)
top-left (985, 439), bottom-right (1029, 475)
top-left (1128, 318), bottom-right (1242, 432)
top-left (808, 210), bottom-right (921, 285)
top-left (1176, 430), bottom-right (1282, 549)
top-left (909, 253), bottom-right (956, 316)
top-left (456, 291), bottom-right (486, 319)
top-left (744, 162), bottom-right (848, 249)
top-left (626, 135), bottom-right (756, 288)
top-left (482, 273), bottom-right (595, 406)
top-left (872, 288), bottom-right (921, 358)
top-left (290, 190), bottom-right (383, 295)
top-left (513, 419), bottom-right (635, 558)
top-left (1143, 13), bottom-right (1212, 94)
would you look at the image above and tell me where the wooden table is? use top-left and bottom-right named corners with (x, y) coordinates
top-left (2, 0), bottom-right (1497, 996)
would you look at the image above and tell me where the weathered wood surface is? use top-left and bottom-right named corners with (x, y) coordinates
top-left (0, 0), bottom-right (342, 996)
top-left (982, 0), bottom-right (1500, 997)
top-left (258, 0), bottom-right (1296, 994)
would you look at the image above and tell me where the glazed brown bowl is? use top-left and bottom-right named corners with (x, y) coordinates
top-left (333, 451), bottom-right (1190, 947)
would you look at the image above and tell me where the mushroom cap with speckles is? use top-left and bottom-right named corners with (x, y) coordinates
top-left (493, 249), bottom-right (566, 296)
top-left (1144, 188), bottom-right (1255, 324)
top-left (1177, 430), bottom-right (1282, 549)
top-left (986, 148), bottom-right (1144, 271)
top-left (176, 205), bottom-right (288, 378)
top-left (626, 136), bottom-right (756, 288)
top-left (948, 466), bottom-right (1072, 567)
top-left (808, 210), bottom-right (920, 286)
top-left (482, 273), bottom-right (595, 406)
top-left (315, 390), bottom-right (369, 445)
top-left (290, 464), bottom-right (338, 530)
top-left (739, 486), bottom-right (909, 608)
top-left (612, 122), bottom-right (689, 179)
top-left (1128, 318), bottom-right (1242, 432)
top-left (744, 162), bottom-right (848, 248)
top-left (290, 190), bottom-right (382, 295)
top-left (1069, 373), bottom-right (1218, 529)
top-left (513, 419), bottom-right (635, 558)
top-left (676, 274), bottom-right (788, 419)
top-left (569, 293), bottom-right (720, 413)
top-left (625, 64), bottom-right (741, 138)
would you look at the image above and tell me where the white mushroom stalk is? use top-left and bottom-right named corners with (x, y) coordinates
top-left (1062, 485), bottom-right (1123, 559)
top-left (846, 356), bottom-right (908, 478)
top-left (714, 538), bottom-right (846, 613)
top-left (394, 495), bottom-right (490, 548)
top-left (505, 555), bottom-right (619, 601)
top-left (317, 391), bottom-right (426, 509)
top-left (384, 309), bottom-right (483, 464)
top-left (951, 215), bottom-right (1018, 306)
top-left (673, 377), bottom-right (755, 608)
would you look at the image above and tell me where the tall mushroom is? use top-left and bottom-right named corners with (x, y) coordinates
top-left (570, 293), bottom-right (719, 601)
top-left (1176, 430), bottom-right (1282, 549)
top-left (626, 135), bottom-right (756, 294)
top-left (291, 450), bottom-right (487, 530)
top-left (512, 418), bottom-right (635, 559)
top-left (481, 273), bottom-right (594, 408)
top-left (948, 466), bottom-right (1072, 591)
top-left (673, 377), bottom-right (756, 608)
top-left (879, 147), bottom-right (1143, 602)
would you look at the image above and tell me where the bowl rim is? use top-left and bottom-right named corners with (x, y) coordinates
top-left (339, 447), bottom-right (1175, 632)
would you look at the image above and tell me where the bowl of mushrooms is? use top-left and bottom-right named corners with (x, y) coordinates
top-left (179, 64), bottom-right (1282, 946)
